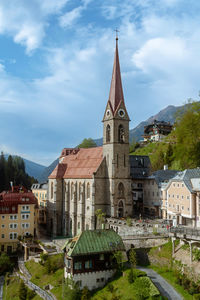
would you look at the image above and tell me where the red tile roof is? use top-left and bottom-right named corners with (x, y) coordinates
top-left (49, 147), bottom-right (103, 179)
top-left (0, 186), bottom-right (38, 214)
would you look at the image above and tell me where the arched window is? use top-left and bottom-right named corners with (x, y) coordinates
top-left (118, 182), bottom-right (124, 198)
top-left (106, 124), bottom-right (111, 142)
top-left (79, 183), bottom-right (81, 201)
top-left (71, 182), bottom-right (74, 199)
top-left (51, 182), bottom-right (53, 199)
top-left (87, 183), bottom-right (90, 199)
top-left (118, 125), bottom-right (125, 143)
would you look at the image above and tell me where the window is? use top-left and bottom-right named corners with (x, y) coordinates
top-left (22, 198), bottom-right (25, 201)
top-left (51, 182), bottom-right (53, 199)
top-left (182, 183), bottom-right (184, 187)
top-left (177, 195), bottom-right (179, 199)
top-left (12, 206), bottom-right (15, 211)
top-left (1, 234), bottom-right (5, 238)
top-left (1, 224), bottom-right (5, 228)
top-left (182, 195), bottom-right (184, 199)
top-left (22, 214), bottom-right (29, 220)
top-left (118, 183), bottom-right (124, 197)
top-left (71, 182), bottom-right (74, 198)
top-left (26, 198), bottom-right (29, 202)
top-left (26, 206), bottom-right (29, 210)
top-left (74, 262), bottom-right (82, 270)
top-left (187, 196), bottom-right (190, 200)
top-left (138, 183), bottom-right (143, 188)
top-left (106, 124), bottom-right (111, 142)
top-left (96, 278), bottom-right (100, 283)
top-left (78, 222), bottom-right (80, 230)
top-left (168, 194), bottom-right (170, 198)
top-left (118, 125), bottom-right (125, 143)
top-left (1, 216), bottom-right (5, 219)
top-left (10, 215), bottom-right (13, 220)
top-left (177, 184), bottom-right (179, 187)
top-left (181, 206), bottom-right (184, 210)
top-left (101, 278), bottom-right (104, 282)
top-left (22, 206), bottom-right (25, 210)
top-left (85, 260), bottom-right (92, 269)
top-left (9, 224), bottom-right (17, 229)
top-left (99, 254), bottom-right (104, 260)
top-left (188, 208), bottom-right (190, 211)
top-left (87, 183), bottom-right (90, 198)
top-left (9, 233), bottom-right (17, 240)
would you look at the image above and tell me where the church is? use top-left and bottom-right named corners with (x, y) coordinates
top-left (47, 38), bottom-right (136, 237)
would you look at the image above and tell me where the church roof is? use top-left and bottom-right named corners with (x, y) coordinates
top-left (108, 38), bottom-right (125, 114)
top-left (49, 146), bottom-right (103, 179)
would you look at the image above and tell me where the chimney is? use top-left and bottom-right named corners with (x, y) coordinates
top-left (164, 165), bottom-right (168, 171)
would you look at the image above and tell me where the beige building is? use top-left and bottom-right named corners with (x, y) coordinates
top-left (47, 38), bottom-right (133, 237)
top-left (0, 186), bottom-right (38, 253)
top-left (31, 183), bottom-right (48, 225)
top-left (143, 169), bottom-right (178, 218)
top-left (166, 169), bottom-right (200, 227)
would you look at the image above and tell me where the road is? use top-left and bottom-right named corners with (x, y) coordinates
top-left (137, 267), bottom-right (183, 300)
top-left (0, 276), bottom-right (4, 300)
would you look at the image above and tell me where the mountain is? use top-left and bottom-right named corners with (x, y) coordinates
top-left (94, 104), bottom-right (185, 145)
top-left (4, 154), bottom-right (46, 181)
top-left (38, 158), bottom-right (59, 183)
top-left (38, 103), bottom-right (188, 182)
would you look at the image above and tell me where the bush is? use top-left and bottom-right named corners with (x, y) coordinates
top-left (18, 281), bottom-right (27, 300)
top-left (107, 283), bottom-right (114, 293)
top-left (193, 248), bottom-right (200, 261)
top-left (194, 294), bottom-right (200, 300)
top-left (81, 286), bottom-right (90, 300)
top-left (27, 289), bottom-right (36, 300)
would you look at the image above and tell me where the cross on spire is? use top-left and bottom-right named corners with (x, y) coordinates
top-left (114, 28), bottom-right (119, 41)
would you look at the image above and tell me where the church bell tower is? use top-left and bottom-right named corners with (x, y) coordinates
top-left (103, 36), bottom-right (132, 218)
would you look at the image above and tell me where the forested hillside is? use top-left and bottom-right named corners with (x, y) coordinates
top-left (0, 153), bottom-right (37, 192)
top-left (131, 101), bottom-right (200, 171)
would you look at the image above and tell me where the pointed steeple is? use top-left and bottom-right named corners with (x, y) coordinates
top-left (108, 36), bottom-right (124, 114)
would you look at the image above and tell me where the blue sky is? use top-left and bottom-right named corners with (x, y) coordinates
top-left (1, 0), bottom-right (200, 166)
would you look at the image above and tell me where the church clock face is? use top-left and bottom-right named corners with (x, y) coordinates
top-left (118, 108), bottom-right (125, 118)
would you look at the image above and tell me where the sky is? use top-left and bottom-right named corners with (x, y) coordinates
top-left (1, 0), bottom-right (200, 166)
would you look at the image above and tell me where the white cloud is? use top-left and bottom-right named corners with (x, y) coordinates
top-left (59, 0), bottom-right (93, 28)
top-left (59, 7), bottom-right (83, 28)
top-left (133, 37), bottom-right (187, 73)
top-left (0, 0), bottom-right (69, 52)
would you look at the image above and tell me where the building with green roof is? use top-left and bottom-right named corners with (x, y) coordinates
top-left (63, 229), bottom-right (126, 290)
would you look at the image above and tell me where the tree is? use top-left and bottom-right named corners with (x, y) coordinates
top-left (95, 209), bottom-right (106, 229)
top-left (77, 138), bottom-right (97, 148)
top-left (164, 143), bottom-right (173, 167)
top-left (113, 251), bottom-right (125, 274)
top-left (173, 101), bottom-right (200, 169)
top-left (18, 281), bottom-right (27, 300)
top-left (63, 277), bottom-right (80, 300)
top-left (0, 253), bottom-right (13, 275)
top-left (129, 248), bottom-right (137, 269)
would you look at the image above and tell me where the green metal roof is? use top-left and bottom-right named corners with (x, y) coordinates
top-left (63, 229), bottom-right (125, 257)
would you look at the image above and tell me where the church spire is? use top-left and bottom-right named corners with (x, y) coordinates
top-left (108, 35), bottom-right (124, 114)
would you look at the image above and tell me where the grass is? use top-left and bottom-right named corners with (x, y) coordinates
top-left (3, 276), bottom-right (42, 300)
top-left (150, 265), bottom-right (194, 300)
top-left (149, 239), bottom-right (172, 259)
top-left (91, 269), bottom-right (160, 300)
top-left (25, 254), bottom-right (64, 299)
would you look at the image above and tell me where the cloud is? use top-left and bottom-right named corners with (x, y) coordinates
top-left (133, 37), bottom-right (187, 73)
top-left (59, 0), bottom-right (92, 28)
top-left (0, 0), bottom-right (69, 53)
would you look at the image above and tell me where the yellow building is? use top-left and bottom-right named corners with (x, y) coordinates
top-left (0, 186), bottom-right (38, 253)
top-left (31, 183), bottom-right (48, 225)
